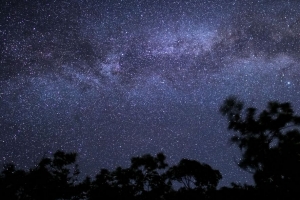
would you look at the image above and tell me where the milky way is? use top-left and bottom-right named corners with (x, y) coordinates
top-left (1, 0), bottom-right (300, 186)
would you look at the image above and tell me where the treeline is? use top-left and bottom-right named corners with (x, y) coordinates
top-left (0, 150), bottom-right (223, 200)
top-left (1, 97), bottom-right (300, 200)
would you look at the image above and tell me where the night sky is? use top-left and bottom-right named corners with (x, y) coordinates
top-left (1, 0), bottom-right (300, 186)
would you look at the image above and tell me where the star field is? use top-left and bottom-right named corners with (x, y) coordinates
top-left (1, 0), bottom-right (300, 186)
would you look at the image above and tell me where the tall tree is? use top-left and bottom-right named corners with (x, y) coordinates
top-left (220, 96), bottom-right (300, 197)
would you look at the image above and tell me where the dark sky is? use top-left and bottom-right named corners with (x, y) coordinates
top-left (1, 0), bottom-right (300, 186)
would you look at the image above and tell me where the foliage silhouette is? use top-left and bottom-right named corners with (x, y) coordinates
top-left (165, 159), bottom-right (222, 200)
top-left (220, 96), bottom-right (300, 198)
top-left (167, 159), bottom-right (222, 192)
top-left (89, 153), bottom-right (171, 200)
top-left (0, 163), bottom-right (26, 200)
top-left (89, 153), bottom-right (221, 200)
top-left (0, 150), bottom-right (84, 200)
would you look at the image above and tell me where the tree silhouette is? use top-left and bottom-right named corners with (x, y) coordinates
top-left (23, 150), bottom-right (81, 200)
top-left (0, 163), bottom-right (26, 200)
top-left (165, 159), bottom-right (222, 200)
top-left (89, 153), bottom-right (222, 200)
top-left (130, 153), bottom-right (171, 199)
top-left (0, 150), bottom-right (84, 200)
top-left (89, 153), bottom-right (171, 200)
top-left (220, 96), bottom-right (300, 198)
top-left (167, 159), bottom-right (222, 192)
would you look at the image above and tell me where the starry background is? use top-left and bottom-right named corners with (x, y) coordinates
top-left (1, 0), bottom-right (300, 186)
